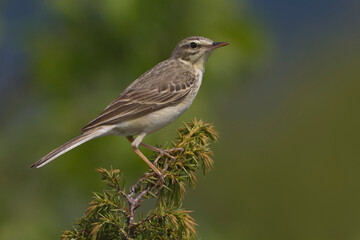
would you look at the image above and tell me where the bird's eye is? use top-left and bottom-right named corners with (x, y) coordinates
top-left (189, 42), bottom-right (198, 49)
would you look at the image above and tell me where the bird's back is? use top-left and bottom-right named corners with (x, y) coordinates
top-left (81, 59), bottom-right (197, 132)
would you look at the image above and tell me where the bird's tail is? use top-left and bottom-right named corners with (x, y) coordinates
top-left (30, 130), bottom-right (103, 168)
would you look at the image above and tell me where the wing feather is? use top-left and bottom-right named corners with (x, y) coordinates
top-left (81, 60), bottom-right (196, 132)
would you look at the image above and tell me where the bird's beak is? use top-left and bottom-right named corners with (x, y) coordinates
top-left (210, 42), bottom-right (229, 49)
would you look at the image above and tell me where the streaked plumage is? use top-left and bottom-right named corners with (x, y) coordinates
top-left (82, 59), bottom-right (197, 132)
top-left (31, 36), bottom-right (229, 174)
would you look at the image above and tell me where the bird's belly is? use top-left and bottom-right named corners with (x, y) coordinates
top-left (111, 90), bottom-right (198, 136)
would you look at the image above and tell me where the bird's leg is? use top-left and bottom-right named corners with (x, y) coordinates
top-left (128, 135), bottom-right (163, 182)
top-left (126, 136), bottom-right (183, 161)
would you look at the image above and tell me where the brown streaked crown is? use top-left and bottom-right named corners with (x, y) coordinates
top-left (170, 36), bottom-right (229, 72)
top-left (170, 36), bottom-right (228, 65)
top-left (170, 36), bottom-right (213, 61)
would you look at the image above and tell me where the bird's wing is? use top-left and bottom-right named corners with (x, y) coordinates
top-left (81, 60), bottom-right (196, 132)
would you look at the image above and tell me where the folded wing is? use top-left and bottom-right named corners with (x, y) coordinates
top-left (82, 61), bottom-right (196, 132)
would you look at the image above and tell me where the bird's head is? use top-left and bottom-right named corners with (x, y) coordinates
top-left (171, 36), bottom-right (229, 71)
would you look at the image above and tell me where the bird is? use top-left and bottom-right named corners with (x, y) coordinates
top-left (31, 36), bottom-right (229, 177)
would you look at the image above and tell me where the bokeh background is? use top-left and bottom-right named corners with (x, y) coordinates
top-left (1, 0), bottom-right (359, 239)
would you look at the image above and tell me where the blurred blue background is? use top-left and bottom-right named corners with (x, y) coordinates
top-left (1, 0), bottom-right (359, 239)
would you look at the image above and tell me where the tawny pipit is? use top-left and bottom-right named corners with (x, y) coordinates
top-left (31, 36), bottom-right (229, 177)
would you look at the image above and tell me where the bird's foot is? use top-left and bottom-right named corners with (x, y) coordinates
top-left (153, 147), bottom-right (184, 164)
top-left (156, 172), bottom-right (164, 185)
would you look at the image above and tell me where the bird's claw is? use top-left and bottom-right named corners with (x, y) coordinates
top-left (155, 147), bottom-right (184, 161)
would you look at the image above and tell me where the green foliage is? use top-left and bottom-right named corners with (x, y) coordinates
top-left (61, 119), bottom-right (218, 240)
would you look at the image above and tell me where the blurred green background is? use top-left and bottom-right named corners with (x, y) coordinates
top-left (1, 0), bottom-right (359, 239)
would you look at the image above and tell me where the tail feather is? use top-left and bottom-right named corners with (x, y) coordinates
top-left (31, 130), bottom-right (102, 168)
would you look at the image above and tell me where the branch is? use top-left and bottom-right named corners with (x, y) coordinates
top-left (61, 118), bottom-right (218, 240)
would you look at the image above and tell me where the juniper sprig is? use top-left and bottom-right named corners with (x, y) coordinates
top-left (61, 118), bottom-right (218, 240)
